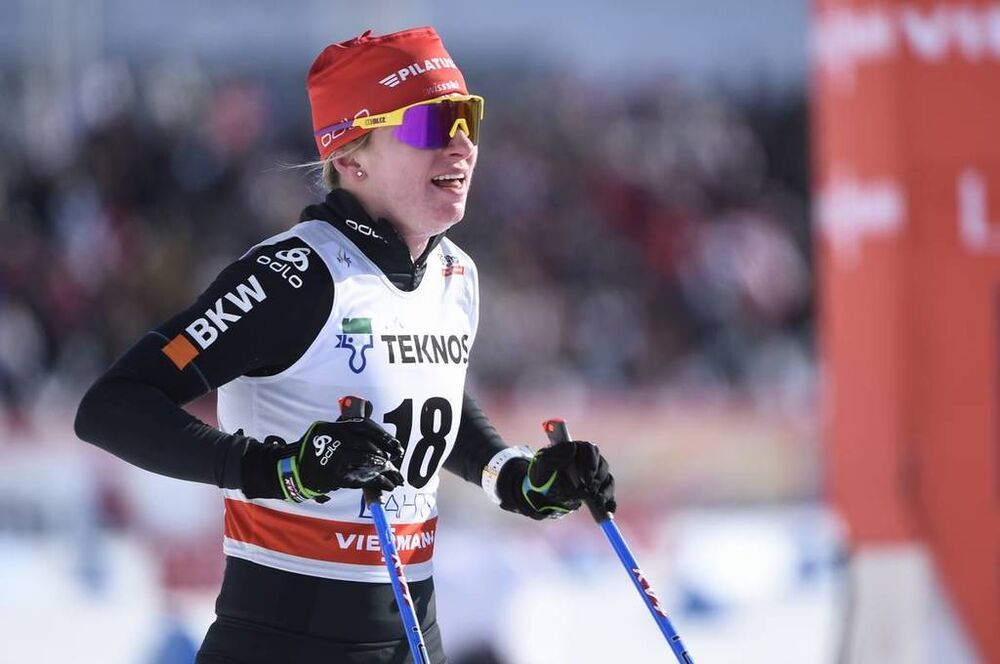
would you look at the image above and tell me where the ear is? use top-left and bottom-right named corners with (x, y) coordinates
top-left (329, 153), bottom-right (363, 180)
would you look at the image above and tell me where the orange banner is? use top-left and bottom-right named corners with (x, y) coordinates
top-left (813, 1), bottom-right (1000, 659)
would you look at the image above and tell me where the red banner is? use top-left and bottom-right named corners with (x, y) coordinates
top-left (813, 1), bottom-right (1000, 659)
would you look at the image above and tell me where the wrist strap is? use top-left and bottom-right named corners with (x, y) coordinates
top-left (482, 445), bottom-right (533, 505)
top-left (278, 457), bottom-right (307, 503)
top-left (277, 456), bottom-right (322, 503)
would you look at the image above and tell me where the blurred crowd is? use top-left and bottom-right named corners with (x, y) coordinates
top-left (0, 57), bottom-right (813, 432)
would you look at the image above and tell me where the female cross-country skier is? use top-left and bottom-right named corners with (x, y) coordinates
top-left (75, 26), bottom-right (616, 663)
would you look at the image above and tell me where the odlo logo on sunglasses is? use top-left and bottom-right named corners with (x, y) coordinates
top-left (379, 57), bottom-right (458, 88)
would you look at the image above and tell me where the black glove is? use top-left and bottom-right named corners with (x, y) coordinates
top-left (497, 440), bottom-right (616, 520)
top-left (241, 417), bottom-right (405, 503)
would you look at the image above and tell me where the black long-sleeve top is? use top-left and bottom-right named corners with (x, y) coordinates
top-left (74, 188), bottom-right (509, 494)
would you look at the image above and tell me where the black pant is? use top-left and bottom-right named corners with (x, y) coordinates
top-left (196, 557), bottom-right (447, 664)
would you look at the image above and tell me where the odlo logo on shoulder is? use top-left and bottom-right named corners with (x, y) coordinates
top-left (256, 247), bottom-right (311, 289)
top-left (335, 318), bottom-right (375, 374)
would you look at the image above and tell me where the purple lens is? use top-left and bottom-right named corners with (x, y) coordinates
top-left (394, 100), bottom-right (481, 150)
top-left (394, 104), bottom-right (445, 149)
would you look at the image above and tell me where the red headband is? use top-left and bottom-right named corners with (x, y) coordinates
top-left (306, 26), bottom-right (469, 159)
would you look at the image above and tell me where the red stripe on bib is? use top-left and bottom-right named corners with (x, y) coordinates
top-left (224, 499), bottom-right (437, 566)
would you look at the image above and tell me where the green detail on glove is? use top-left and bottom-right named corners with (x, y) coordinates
top-left (525, 466), bottom-right (558, 494)
top-left (522, 466), bottom-right (573, 517)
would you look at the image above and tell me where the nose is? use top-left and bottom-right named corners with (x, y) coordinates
top-left (446, 127), bottom-right (475, 158)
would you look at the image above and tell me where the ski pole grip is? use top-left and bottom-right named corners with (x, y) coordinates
top-left (542, 418), bottom-right (571, 446)
top-left (542, 418), bottom-right (610, 522)
top-left (338, 395), bottom-right (367, 419)
top-left (339, 396), bottom-right (381, 507)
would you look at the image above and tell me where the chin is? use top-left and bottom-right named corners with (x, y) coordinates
top-left (432, 204), bottom-right (467, 228)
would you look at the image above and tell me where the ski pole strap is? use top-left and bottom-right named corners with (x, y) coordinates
top-left (277, 455), bottom-right (325, 503)
top-left (481, 445), bottom-right (533, 505)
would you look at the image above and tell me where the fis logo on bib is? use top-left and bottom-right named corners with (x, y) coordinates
top-left (336, 247), bottom-right (352, 267)
top-left (335, 318), bottom-right (375, 374)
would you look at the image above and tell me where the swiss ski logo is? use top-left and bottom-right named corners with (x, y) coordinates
top-left (440, 254), bottom-right (465, 277)
top-left (335, 318), bottom-right (375, 374)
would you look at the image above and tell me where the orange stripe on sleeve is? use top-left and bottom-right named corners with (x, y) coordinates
top-left (161, 334), bottom-right (199, 370)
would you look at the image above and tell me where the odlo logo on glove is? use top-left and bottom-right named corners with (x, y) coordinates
top-left (255, 418), bottom-right (403, 505)
top-left (313, 435), bottom-right (341, 466)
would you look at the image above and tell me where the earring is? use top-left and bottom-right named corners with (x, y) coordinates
top-left (356, 170), bottom-right (365, 178)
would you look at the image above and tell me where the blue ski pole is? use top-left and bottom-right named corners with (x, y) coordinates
top-left (543, 418), bottom-right (694, 664)
top-left (340, 396), bottom-right (431, 664)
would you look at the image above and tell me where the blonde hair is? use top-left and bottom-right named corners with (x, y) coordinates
top-left (292, 132), bottom-right (373, 191)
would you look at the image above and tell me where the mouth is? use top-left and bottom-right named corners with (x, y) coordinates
top-left (430, 173), bottom-right (468, 193)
